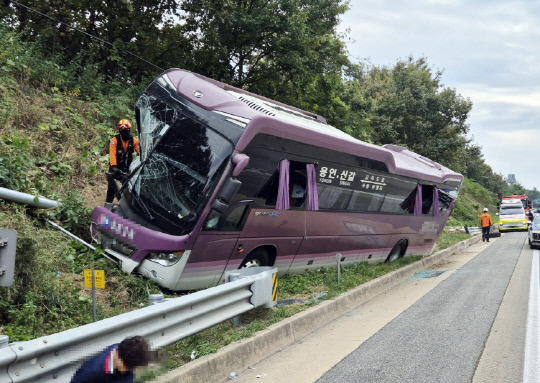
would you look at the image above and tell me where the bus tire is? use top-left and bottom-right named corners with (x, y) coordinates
top-left (240, 248), bottom-right (269, 268)
top-left (385, 240), bottom-right (407, 263)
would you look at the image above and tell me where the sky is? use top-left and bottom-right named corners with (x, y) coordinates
top-left (338, 0), bottom-right (540, 190)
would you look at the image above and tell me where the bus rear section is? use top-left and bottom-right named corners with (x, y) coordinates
top-left (91, 68), bottom-right (463, 291)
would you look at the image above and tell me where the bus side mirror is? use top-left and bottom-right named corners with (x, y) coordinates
top-left (232, 154), bottom-right (250, 177)
top-left (212, 177), bottom-right (241, 214)
top-left (212, 199), bottom-right (228, 214)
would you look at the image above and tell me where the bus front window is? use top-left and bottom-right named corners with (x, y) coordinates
top-left (132, 96), bottom-right (234, 235)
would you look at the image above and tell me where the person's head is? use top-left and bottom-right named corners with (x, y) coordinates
top-left (117, 119), bottom-right (132, 140)
top-left (117, 336), bottom-right (150, 371)
top-left (483, 208), bottom-right (488, 212)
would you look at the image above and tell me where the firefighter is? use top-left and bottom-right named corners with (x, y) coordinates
top-left (105, 119), bottom-right (140, 204)
top-left (480, 207), bottom-right (493, 242)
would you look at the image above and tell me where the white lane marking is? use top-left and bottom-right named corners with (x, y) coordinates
top-left (523, 249), bottom-right (540, 382)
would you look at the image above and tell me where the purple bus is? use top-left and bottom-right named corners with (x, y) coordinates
top-left (91, 69), bottom-right (463, 291)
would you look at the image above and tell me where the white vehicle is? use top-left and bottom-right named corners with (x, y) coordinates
top-left (498, 203), bottom-right (528, 232)
top-left (528, 214), bottom-right (540, 248)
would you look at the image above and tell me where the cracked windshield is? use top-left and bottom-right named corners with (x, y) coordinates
top-left (132, 94), bottom-right (233, 233)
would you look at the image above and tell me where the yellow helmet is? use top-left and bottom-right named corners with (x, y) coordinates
top-left (117, 119), bottom-right (132, 130)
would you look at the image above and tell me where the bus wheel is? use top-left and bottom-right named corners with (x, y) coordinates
top-left (385, 240), bottom-right (407, 263)
top-left (240, 248), bottom-right (269, 268)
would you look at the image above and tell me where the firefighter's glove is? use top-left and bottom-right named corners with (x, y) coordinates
top-left (111, 166), bottom-right (127, 181)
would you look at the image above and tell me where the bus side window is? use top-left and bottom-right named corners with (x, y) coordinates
top-left (381, 177), bottom-right (417, 214)
top-left (257, 171), bottom-right (279, 207)
top-left (289, 162), bottom-right (307, 208)
top-left (256, 160), bottom-right (309, 209)
top-left (203, 203), bottom-right (252, 231)
top-left (222, 204), bottom-right (250, 230)
top-left (318, 184), bottom-right (353, 210)
top-left (421, 184), bottom-right (434, 215)
top-left (203, 209), bottom-right (222, 230)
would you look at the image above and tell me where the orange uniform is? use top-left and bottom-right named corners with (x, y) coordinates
top-left (480, 212), bottom-right (492, 228)
top-left (109, 136), bottom-right (140, 169)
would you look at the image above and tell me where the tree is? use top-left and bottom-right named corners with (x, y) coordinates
top-left (354, 56), bottom-right (473, 168)
top-left (508, 183), bottom-right (527, 195)
top-left (1, 0), bottom-right (181, 81)
top-left (179, 0), bottom-right (351, 119)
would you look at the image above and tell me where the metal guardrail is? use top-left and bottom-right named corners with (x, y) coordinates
top-left (464, 225), bottom-right (483, 235)
top-left (464, 225), bottom-right (500, 238)
top-left (0, 267), bottom-right (277, 383)
top-left (464, 225), bottom-right (499, 237)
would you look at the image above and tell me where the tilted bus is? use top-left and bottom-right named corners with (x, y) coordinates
top-left (91, 69), bottom-right (463, 291)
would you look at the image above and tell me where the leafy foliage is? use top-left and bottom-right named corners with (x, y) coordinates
top-left (446, 177), bottom-right (500, 226)
top-left (0, 24), bottom-right (157, 341)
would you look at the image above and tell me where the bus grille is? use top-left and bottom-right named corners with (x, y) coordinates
top-left (97, 229), bottom-right (136, 258)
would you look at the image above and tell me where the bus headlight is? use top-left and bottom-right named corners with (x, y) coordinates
top-left (147, 251), bottom-right (184, 266)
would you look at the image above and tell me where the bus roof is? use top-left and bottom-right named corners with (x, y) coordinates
top-left (161, 69), bottom-right (463, 186)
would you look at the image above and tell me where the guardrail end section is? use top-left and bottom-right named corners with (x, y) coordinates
top-left (243, 267), bottom-right (278, 309)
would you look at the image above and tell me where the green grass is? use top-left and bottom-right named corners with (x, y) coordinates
top-left (433, 230), bottom-right (471, 252)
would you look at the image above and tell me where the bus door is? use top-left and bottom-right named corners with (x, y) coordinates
top-left (203, 158), bottom-right (312, 280)
top-left (191, 200), bottom-right (254, 286)
top-left (225, 207), bottom-right (306, 276)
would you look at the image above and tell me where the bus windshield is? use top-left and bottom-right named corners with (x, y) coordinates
top-left (131, 95), bottom-right (233, 235)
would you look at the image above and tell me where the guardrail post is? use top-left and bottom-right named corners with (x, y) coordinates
top-left (227, 272), bottom-right (243, 327)
top-left (335, 253), bottom-right (342, 283)
top-left (226, 266), bottom-right (278, 326)
top-left (0, 229), bottom-right (17, 287)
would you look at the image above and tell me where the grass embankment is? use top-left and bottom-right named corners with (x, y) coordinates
top-left (447, 177), bottom-right (500, 227)
top-left (0, 27), bottom-right (159, 341)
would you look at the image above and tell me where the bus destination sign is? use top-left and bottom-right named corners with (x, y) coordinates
top-left (318, 165), bottom-right (387, 193)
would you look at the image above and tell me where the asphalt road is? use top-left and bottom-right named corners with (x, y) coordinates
top-left (317, 232), bottom-right (527, 383)
top-left (227, 232), bottom-right (532, 383)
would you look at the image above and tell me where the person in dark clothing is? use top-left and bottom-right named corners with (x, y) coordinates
top-left (70, 336), bottom-right (150, 382)
top-left (105, 119), bottom-right (140, 204)
top-left (480, 207), bottom-right (493, 242)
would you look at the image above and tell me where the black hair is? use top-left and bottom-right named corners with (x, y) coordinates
top-left (117, 336), bottom-right (150, 370)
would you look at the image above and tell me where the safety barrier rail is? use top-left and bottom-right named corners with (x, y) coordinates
top-left (464, 225), bottom-right (499, 235)
top-left (464, 225), bottom-right (483, 235)
top-left (0, 267), bottom-right (277, 383)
